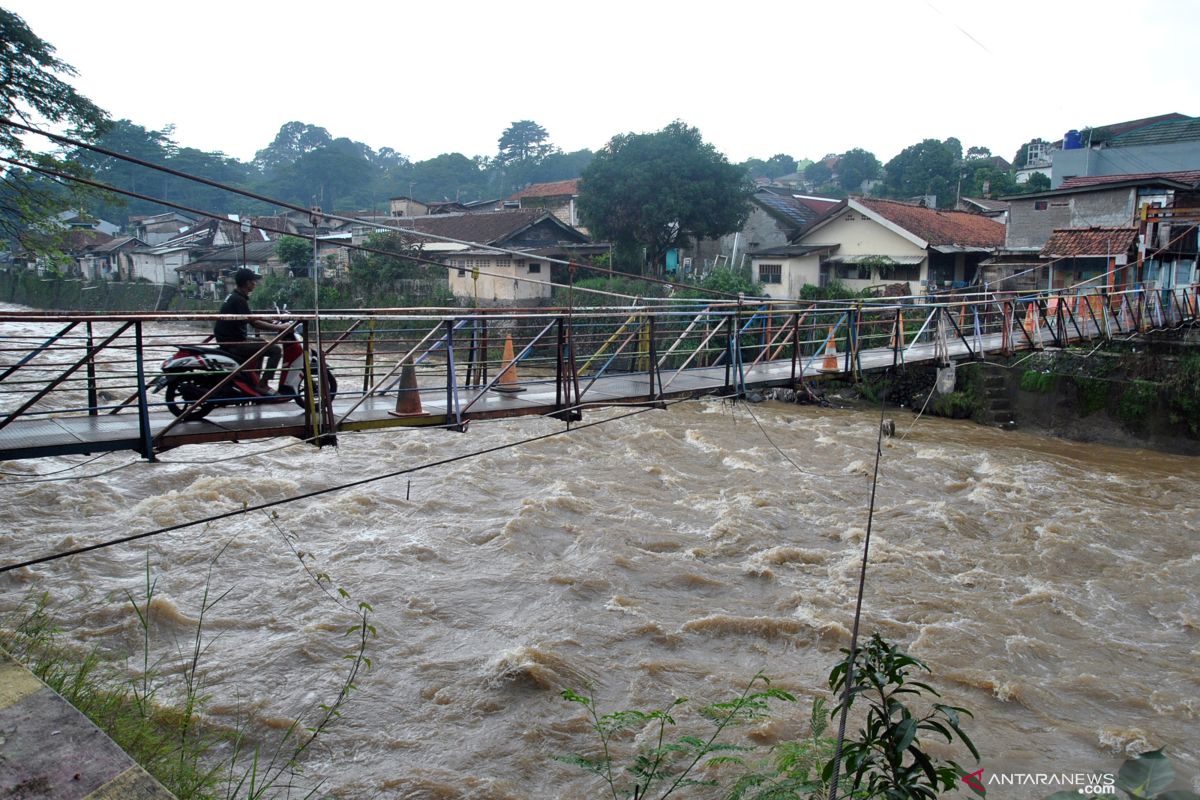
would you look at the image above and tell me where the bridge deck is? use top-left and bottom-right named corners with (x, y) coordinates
top-left (0, 334), bottom-right (994, 459)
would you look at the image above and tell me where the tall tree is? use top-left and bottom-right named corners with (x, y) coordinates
top-left (837, 148), bottom-right (881, 192)
top-left (252, 121), bottom-right (333, 174)
top-left (496, 120), bottom-right (556, 194)
top-left (578, 120), bottom-right (752, 274)
top-left (764, 153), bottom-right (797, 179)
top-left (882, 138), bottom-right (962, 207)
top-left (0, 8), bottom-right (109, 250)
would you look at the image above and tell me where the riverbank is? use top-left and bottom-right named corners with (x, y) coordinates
top-left (797, 344), bottom-right (1200, 456)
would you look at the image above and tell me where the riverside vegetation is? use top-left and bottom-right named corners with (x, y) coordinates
top-left (0, 527), bottom-right (375, 800)
top-left (557, 634), bottom-right (981, 800)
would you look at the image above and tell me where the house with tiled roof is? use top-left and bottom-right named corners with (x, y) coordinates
top-left (355, 209), bottom-right (598, 305)
top-left (988, 172), bottom-right (1200, 291)
top-left (749, 198), bottom-right (1004, 298)
top-left (1040, 227), bottom-right (1139, 290)
top-left (1051, 114), bottom-right (1200, 188)
top-left (506, 179), bottom-right (583, 230)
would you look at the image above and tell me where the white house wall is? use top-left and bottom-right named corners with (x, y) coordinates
top-left (447, 256), bottom-right (551, 304)
top-left (805, 210), bottom-right (928, 291)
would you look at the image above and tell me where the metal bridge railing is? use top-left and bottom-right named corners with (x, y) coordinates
top-left (0, 284), bottom-right (1194, 460)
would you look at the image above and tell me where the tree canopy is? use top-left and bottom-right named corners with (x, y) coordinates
top-left (837, 148), bottom-right (881, 192)
top-left (881, 138), bottom-right (963, 207)
top-left (0, 8), bottom-right (109, 249)
top-left (578, 121), bottom-right (751, 273)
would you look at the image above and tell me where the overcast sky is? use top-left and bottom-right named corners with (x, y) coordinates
top-left (8, 0), bottom-right (1198, 167)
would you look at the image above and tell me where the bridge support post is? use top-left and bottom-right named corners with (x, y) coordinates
top-left (790, 311), bottom-right (800, 383)
top-left (133, 322), bottom-right (156, 462)
top-left (86, 322), bottom-right (98, 416)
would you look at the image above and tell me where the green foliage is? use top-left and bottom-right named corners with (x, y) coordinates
top-left (673, 266), bottom-right (763, 299)
top-left (559, 636), bottom-right (976, 800)
top-left (1019, 370), bottom-right (1057, 393)
top-left (1046, 749), bottom-right (1199, 800)
top-left (1165, 353), bottom-right (1200, 436)
top-left (252, 275), bottom-right (346, 311)
top-left (838, 148), bottom-right (882, 192)
top-left (349, 231), bottom-right (428, 285)
top-left (930, 390), bottom-right (977, 419)
top-left (496, 119), bottom-right (556, 193)
top-left (797, 282), bottom-right (873, 301)
top-left (0, 8), bottom-right (110, 251)
top-left (0, 547), bottom-right (375, 800)
top-left (803, 160), bottom-right (833, 186)
top-left (275, 235), bottom-right (312, 272)
top-left (579, 120), bottom-right (753, 271)
top-left (1117, 379), bottom-right (1160, 430)
top-left (558, 275), bottom-right (668, 302)
top-left (881, 138), bottom-right (962, 207)
top-left (557, 674), bottom-right (796, 800)
top-left (1073, 376), bottom-right (1112, 417)
top-left (825, 633), bottom-right (980, 800)
top-left (725, 697), bottom-right (838, 800)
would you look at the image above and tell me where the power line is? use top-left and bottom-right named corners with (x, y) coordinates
top-left (0, 117), bottom-right (749, 301)
top-left (0, 400), bottom-right (692, 574)
top-left (0, 154), bottom-right (643, 305)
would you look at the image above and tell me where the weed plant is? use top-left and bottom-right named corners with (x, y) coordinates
top-left (558, 634), bottom-right (980, 800)
top-left (0, 534), bottom-right (375, 800)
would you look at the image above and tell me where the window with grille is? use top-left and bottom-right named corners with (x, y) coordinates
top-left (758, 263), bottom-right (781, 284)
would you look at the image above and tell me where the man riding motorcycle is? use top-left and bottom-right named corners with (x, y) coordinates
top-left (214, 267), bottom-right (286, 394)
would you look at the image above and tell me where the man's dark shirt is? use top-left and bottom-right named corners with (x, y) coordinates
top-left (214, 288), bottom-right (252, 341)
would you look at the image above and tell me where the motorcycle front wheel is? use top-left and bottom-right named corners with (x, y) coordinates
top-left (294, 369), bottom-right (338, 410)
top-left (164, 379), bottom-right (215, 421)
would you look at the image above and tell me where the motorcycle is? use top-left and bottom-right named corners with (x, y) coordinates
top-left (151, 321), bottom-right (337, 421)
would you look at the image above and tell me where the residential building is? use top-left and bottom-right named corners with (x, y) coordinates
top-left (129, 212), bottom-right (194, 245)
top-left (1050, 113), bottom-right (1195, 188)
top-left (176, 241), bottom-right (285, 298)
top-left (749, 198), bottom-right (1004, 298)
top-left (1040, 227), bottom-right (1139, 291)
top-left (78, 236), bottom-right (145, 281)
top-left (55, 210), bottom-right (120, 237)
top-left (342, 209), bottom-right (595, 304)
top-left (130, 216), bottom-right (272, 285)
top-left (957, 197), bottom-right (1011, 223)
top-left (688, 188), bottom-right (839, 275)
top-left (989, 172), bottom-right (1200, 290)
top-left (506, 179), bottom-right (583, 230)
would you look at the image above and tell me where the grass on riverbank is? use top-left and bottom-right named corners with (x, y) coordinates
top-left (0, 547), bottom-right (375, 800)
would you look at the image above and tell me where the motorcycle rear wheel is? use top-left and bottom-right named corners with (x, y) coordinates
top-left (294, 369), bottom-right (338, 410)
top-left (164, 379), bottom-right (215, 421)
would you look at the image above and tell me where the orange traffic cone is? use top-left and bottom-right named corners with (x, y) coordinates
top-left (1023, 302), bottom-right (1038, 335)
top-left (388, 357), bottom-right (428, 418)
top-left (819, 327), bottom-right (839, 372)
top-left (493, 334), bottom-right (526, 394)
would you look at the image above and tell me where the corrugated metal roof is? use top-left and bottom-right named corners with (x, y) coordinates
top-left (828, 254), bottom-right (924, 265)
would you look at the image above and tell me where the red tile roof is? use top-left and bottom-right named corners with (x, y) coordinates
top-left (1057, 170), bottom-right (1200, 189)
top-left (857, 198), bottom-right (1004, 247)
top-left (1041, 227), bottom-right (1138, 257)
top-left (507, 179), bottom-right (580, 200)
top-left (399, 210), bottom-right (587, 246)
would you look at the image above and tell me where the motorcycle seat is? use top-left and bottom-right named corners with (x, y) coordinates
top-left (174, 344), bottom-right (235, 357)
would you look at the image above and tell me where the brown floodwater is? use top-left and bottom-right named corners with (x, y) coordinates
top-left (0, 311), bottom-right (1196, 799)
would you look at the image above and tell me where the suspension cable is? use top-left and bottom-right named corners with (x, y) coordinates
top-left (0, 398), bottom-right (700, 574)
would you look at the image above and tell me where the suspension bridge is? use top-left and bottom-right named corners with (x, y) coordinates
top-left (0, 285), bottom-right (1194, 463)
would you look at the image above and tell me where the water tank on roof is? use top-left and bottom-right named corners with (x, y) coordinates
top-left (1063, 130), bottom-right (1084, 150)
